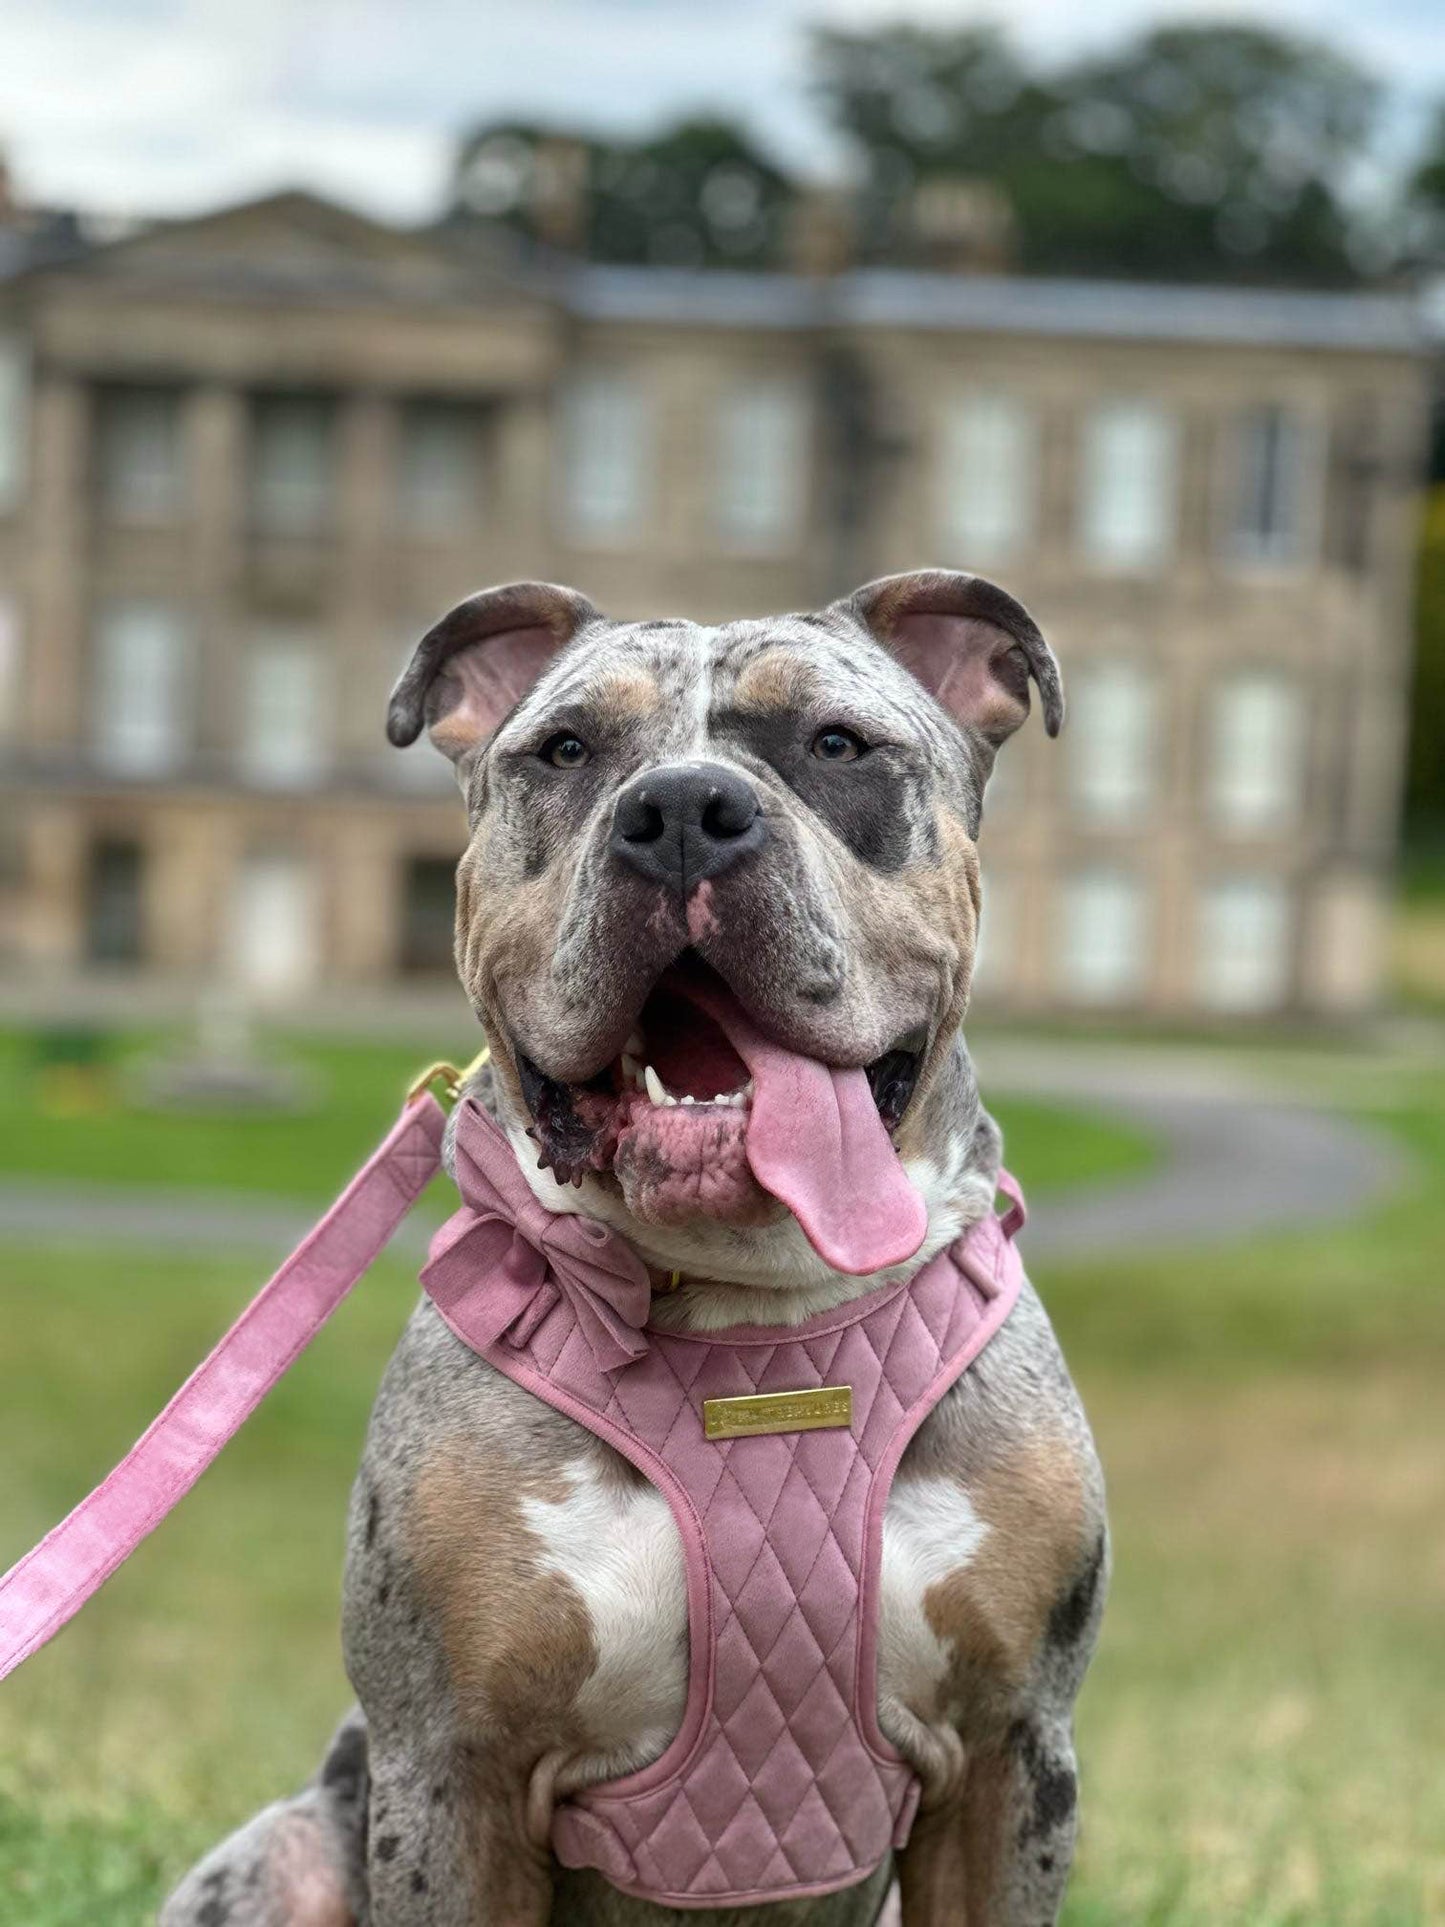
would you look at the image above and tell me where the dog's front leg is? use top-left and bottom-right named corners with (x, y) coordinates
top-left (365, 1740), bottom-right (553, 1926)
top-left (896, 1715), bottom-right (1079, 1926)
top-left (345, 1311), bottom-right (662, 1927)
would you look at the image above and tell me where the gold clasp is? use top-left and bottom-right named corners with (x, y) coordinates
top-left (405, 1044), bottom-right (491, 1109)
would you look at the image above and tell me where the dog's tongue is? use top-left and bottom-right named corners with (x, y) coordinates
top-left (677, 976), bottom-right (928, 1275)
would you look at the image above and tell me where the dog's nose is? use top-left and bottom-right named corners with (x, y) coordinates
top-left (610, 762), bottom-right (765, 893)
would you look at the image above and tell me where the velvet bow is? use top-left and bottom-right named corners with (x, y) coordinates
top-left (420, 1098), bottom-right (653, 1372)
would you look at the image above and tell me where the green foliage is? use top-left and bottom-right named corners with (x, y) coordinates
top-left (450, 115), bottom-right (793, 268)
top-left (1406, 487), bottom-right (1445, 829)
top-left (1404, 101), bottom-right (1445, 262)
top-left (811, 21), bottom-right (1380, 284)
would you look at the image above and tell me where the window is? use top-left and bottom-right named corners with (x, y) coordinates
top-left (1080, 400), bottom-right (1177, 571)
top-left (86, 839), bottom-right (144, 964)
top-left (0, 334), bottom-right (27, 513)
top-left (249, 396), bottom-right (333, 534)
top-left (93, 601), bottom-right (188, 776)
top-left (1224, 404), bottom-right (1313, 568)
top-left (240, 629), bottom-right (326, 788)
top-left (1067, 661), bottom-right (1156, 826)
top-left (97, 388), bottom-right (183, 522)
top-left (399, 857), bottom-right (458, 974)
top-left (714, 375), bottom-right (809, 553)
top-left (1209, 673), bottom-right (1304, 835)
top-left (558, 370), bottom-right (647, 545)
top-left (1060, 870), bottom-right (1147, 1004)
top-left (1196, 876), bottom-right (1292, 1012)
top-left (937, 392), bottom-right (1035, 559)
top-left (398, 404), bottom-right (480, 537)
top-left (228, 850), bottom-right (319, 997)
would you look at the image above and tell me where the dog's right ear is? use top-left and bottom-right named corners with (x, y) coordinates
top-left (386, 581), bottom-right (598, 763)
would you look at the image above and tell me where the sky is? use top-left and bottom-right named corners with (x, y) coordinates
top-left (3, 0), bottom-right (1443, 226)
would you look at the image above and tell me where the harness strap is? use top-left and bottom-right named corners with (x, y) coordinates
top-left (0, 1093), bottom-right (447, 1684)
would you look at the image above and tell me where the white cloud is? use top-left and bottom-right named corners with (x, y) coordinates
top-left (0, 0), bottom-right (1439, 224)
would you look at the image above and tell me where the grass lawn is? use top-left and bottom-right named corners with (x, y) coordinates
top-left (1395, 844), bottom-right (1445, 1013)
top-left (0, 1025), bottom-right (1155, 1202)
top-left (2, 1039), bottom-right (1442, 1923)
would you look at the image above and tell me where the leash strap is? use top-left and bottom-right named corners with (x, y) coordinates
top-left (0, 1093), bottom-right (447, 1684)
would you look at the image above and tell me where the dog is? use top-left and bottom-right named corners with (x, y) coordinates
top-left (161, 569), bottom-right (1107, 1927)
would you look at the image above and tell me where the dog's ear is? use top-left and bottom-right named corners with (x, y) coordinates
top-left (387, 581), bottom-right (599, 763)
top-left (845, 569), bottom-right (1063, 750)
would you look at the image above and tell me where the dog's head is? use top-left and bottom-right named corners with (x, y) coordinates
top-left (389, 570), bottom-right (1061, 1283)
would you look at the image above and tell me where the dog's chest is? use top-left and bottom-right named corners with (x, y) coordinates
top-left (513, 1445), bottom-right (982, 1784)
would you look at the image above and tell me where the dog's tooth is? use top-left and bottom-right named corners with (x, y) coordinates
top-left (625, 1029), bottom-right (644, 1057)
top-left (621, 1053), bottom-right (643, 1086)
top-left (644, 1064), bottom-right (674, 1107)
top-left (680, 1093), bottom-right (695, 1105)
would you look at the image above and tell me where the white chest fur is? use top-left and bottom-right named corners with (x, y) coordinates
top-left (518, 1451), bottom-right (987, 1795)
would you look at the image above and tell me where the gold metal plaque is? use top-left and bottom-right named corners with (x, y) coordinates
top-left (703, 1386), bottom-right (853, 1441)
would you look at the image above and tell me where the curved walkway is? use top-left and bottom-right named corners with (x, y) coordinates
top-left (0, 1064), bottom-right (1409, 1265)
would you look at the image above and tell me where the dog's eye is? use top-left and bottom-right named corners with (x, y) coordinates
top-left (541, 733), bottom-right (590, 769)
top-left (812, 726), bottom-right (864, 763)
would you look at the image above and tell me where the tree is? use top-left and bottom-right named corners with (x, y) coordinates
top-left (1403, 101), bottom-right (1445, 266)
top-left (1407, 485), bottom-right (1445, 834)
top-left (810, 22), bottom-right (1382, 284)
top-left (449, 117), bottom-right (793, 269)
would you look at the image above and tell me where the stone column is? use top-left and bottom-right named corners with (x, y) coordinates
top-left (147, 803), bottom-right (222, 973)
top-left (18, 799), bottom-right (88, 967)
top-left (329, 809), bottom-right (404, 983)
top-left (493, 387), bottom-right (556, 577)
top-left (185, 384), bottom-right (247, 773)
top-left (334, 391), bottom-right (398, 772)
top-left (23, 374), bottom-right (90, 753)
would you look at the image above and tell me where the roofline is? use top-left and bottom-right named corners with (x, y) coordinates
top-left (569, 265), bottom-right (1430, 354)
top-left (4, 179), bottom-right (1430, 355)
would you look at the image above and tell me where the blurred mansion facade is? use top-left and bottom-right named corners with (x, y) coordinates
top-left (0, 194), bottom-right (1430, 1018)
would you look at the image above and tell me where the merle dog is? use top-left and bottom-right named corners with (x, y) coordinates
top-left (163, 570), bottom-right (1106, 1926)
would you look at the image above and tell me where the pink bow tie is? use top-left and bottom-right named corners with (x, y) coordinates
top-left (420, 1099), bottom-right (654, 1372)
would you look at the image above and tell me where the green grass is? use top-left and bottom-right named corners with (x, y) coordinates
top-left (0, 1026), bottom-right (1155, 1203)
top-left (0, 1027), bottom-right (458, 1199)
top-left (2, 1036), bottom-right (1443, 1922)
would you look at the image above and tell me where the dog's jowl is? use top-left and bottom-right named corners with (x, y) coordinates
top-left (163, 571), bottom-right (1106, 1927)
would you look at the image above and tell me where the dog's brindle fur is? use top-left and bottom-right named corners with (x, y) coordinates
top-left (163, 572), bottom-right (1107, 1927)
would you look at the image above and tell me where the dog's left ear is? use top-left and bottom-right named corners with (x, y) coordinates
top-left (846, 569), bottom-right (1063, 751)
top-left (387, 580), bottom-right (599, 763)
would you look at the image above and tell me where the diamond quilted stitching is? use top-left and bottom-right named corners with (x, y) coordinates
top-left (677, 1738), bottom-right (753, 1836)
top-left (727, 1540), bottom-right (798, 1657)
top-left (717, 1672), bottom-right (788, 1775)
top-left (634, 1790), bottom-right (716, 1890)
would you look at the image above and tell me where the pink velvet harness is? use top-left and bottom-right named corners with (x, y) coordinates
top-left (421, 1099), bottom-right (1027, 1911)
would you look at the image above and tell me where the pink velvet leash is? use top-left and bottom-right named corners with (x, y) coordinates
top-left (0, 1092), bottom-right (447, 1684)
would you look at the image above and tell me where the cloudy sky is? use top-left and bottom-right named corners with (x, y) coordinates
top-left (4, 0), bottom-right (1442, 224)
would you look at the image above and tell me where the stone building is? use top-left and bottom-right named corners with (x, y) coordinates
top-left (0, 191), bottom-right (1430, 1017)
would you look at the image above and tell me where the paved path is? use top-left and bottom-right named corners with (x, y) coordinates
top-left (0, 1060), bottom-right (1409, 1264)
top-left (0, 1179), bottom-right (443, 1259)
